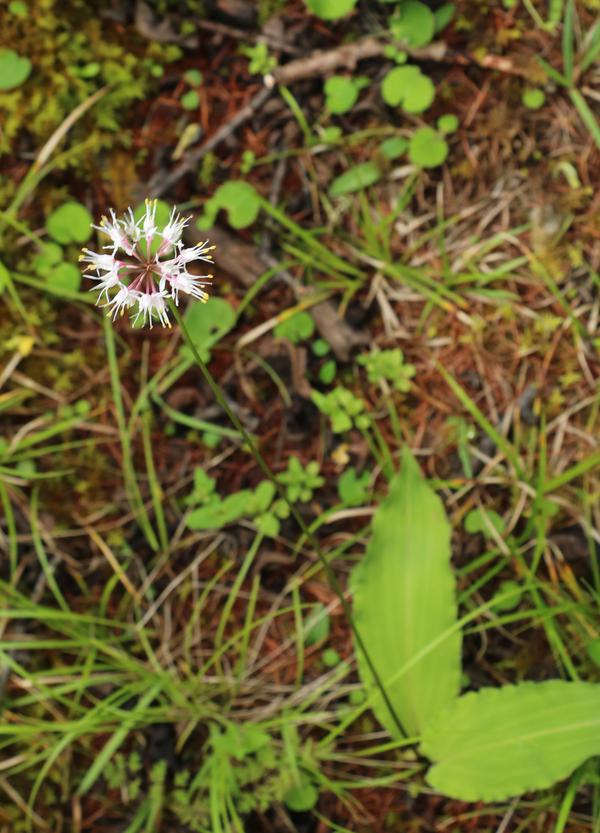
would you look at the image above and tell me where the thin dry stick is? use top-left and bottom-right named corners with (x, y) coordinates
top-left (147, 86), bottom-right (274, 198)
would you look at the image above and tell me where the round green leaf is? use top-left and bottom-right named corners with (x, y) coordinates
top-left (183, 297), bottom-right (236, 362)
top-left (9, 1), bottom-right (28, 17)
top-left (324, 76), bottom-right (359, 114)
top-left (390, 1), bottom-right (435, 47)
top-left (197, 181), bottom-right (260, 230)
top-left (408, 127), bottom-right (448, 168)
top-left (305, 0), bottom-right (357, 20)
top-left (522, 88), bottom-right (545, 110)
top-left (312, 338), bottom-right (330, 357)
top-left (437, 113), bottom-right (459, 134)
top-left (381, 66), bottom-right (435, 113)
top-left (284, 779), bottom-right (319, 812)
top-left (32, 242), bottom-right (63, 276)
top-left (0, 49), bottom-right (32, 91)
top-left (47, 202), bottom-right (93, 244)
top-left (184, 68), bottom-right (203, 86)
top-left (181, 89), bottom-right (199, 110)
top-left (464, 507), bottom-right (505, 537)
top-left (489, 580), bottom-right (523, 613)
top-left (322, 647), bottom-right (341, 667)
top-left (51, 262), bottom-right (82, 293)
top-left (274, 310), bottom-right (315, 343)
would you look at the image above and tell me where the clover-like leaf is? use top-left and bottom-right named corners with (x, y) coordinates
top-left (197, 181), bottom-right (260, 230)
top-left (47, 202), bottom-right (93, 244)
top-left (409, 126), bottom-right (448, 168)
top-left (464, 507), bottom-right (505, 538)
top-left (338, 467), bottom-right (370, 506)
top-left (0, 48), bottom-right (32, 90)
top-left (390, 1), bottom-right (435, 48)
top-left (183, 297), bottom-right (236, 362)
top-left (274, 310), bottom-right (315, 343)
top-left (284, 778), bottom-right (319, 811)
top-left (381, 66), bottom-right (435, 113)
top-left (305, 0), bottom-right (357, 20)
top-left (324, 75), bottom-right (367, 114)
top-left (52, 262), bottom-right (82, 293)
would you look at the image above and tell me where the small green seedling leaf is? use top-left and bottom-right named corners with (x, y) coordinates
top-left (52, 262), bottom-right (82, 293)
top-left (187, 491), bottom-right (251, 530)
top-left (274, 310), bottom-right (315, 343)
top-left (305, 0), bottom-right (357, 20)
top-left (437, 114), bottom-right (459, 134)
top-left (434, 3), bottom-right (456, 32)
top-left (489, 580), bottom-right (523, 613)
top-left (304, 603), bottom-right (331, 646)
top-left (47, 202), bottom-right (93, 244)
top-left (464, 508), bottom-right (505, 538)
top-left (0, 48), bottom-right (32, 90)
top-left (381, 66), bottom-right (435, 113)
top-left (183, 297), bottom-right (236, 362)
top-left (338, 466), bottom-right (370, 506)
top-left (32, 243), bottom-right (63, 276)
top-left (522, 88), bottom-right (545, 110)
top-left (379, 136), bottom-right (409, 160)
top-left (9, 1), bottom-right (28, 17)
top-left (390, 1), bottom-right (435, 47)
top-left (324, 75), bottom-right (368, 114)
top-left (324, 76), bottom-right (358, 114)
top-left (312, 387), bottom-right (369, 433)
top-left (181, 89), bottom-right (199, 110)
top-left (239, 42), bottom-right (277, 75)
top-left (197, 181), bottom-right (260, 230)
top-left (320, 125), bottom-right (343, 144)
top-left (409, 126), bottom-right (448, 168)
top-left (318, 359), bottom-right (336, 384)
top-left (358, 348), bottom-right (416, 392)
top-left (284, 779), bottom-right (319, 812)
top-left (329, 161), bottom-right (382, 197)
top-left (322, 648), bottom-right (341, 667)
top-left (312, 338), bottom-right (331, 357)
top-left (184, 68), bottom-right (203, 86)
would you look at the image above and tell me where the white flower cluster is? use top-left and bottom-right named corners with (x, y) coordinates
top-left (80, 200), bottom-right (213, 328)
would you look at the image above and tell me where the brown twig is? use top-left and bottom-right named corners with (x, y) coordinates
top-left (268, 36), bottom-right (447, 85)
top-left (146, 86), bottom-right (275, 198)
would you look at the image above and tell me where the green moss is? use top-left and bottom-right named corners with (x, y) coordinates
top-left (0, 0), bottom-right (181, 169)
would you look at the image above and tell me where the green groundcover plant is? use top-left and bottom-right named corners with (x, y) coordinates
top-left (352, 448), bottom-right (600, 800)
top-left (79, 202), bottom-right (600, 808)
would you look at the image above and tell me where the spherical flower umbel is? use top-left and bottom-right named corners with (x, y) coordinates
top-left (80, 200), bottom-right (214, 328)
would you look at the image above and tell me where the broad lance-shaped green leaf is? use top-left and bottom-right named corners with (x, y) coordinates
top-left (422, 681), bottom-right (600, 801)
top-left (351, 448), bottom-right (460, 737)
